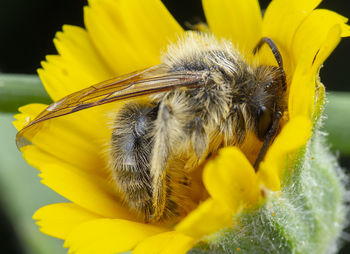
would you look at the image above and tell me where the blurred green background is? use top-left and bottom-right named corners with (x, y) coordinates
top-left (0, 0), bottom-right (349, 253)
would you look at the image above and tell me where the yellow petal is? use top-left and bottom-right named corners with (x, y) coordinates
top-left (287, 64), bottom-right (317, 120)
top-left (39, 25), bottom-right (113, 101)
top-left (111, 0), bottom-right (183, 58)
top-left (292, 9), bottom-right (348, 69)
top-left (341, 24), bottom-right (350, 37)
top-left (85, 0), bottom-right (183, 75)
top-left (27, 155), bottom-right (133, 220)
top-left (14, 104), bottom-right (111, 177)
top-left (133, 231), bottom-right (195, 254)
top-left (202, 0), bottom-right (262, 52)
top-left (262, 0), bottom-right (321, 69)
top-left (203, 147), bottom-right (260, 211)
top-left (289, 22), bottom-right (342, 119)
top-left (33, 203), bottom-right (102, 239)
top-left (64, 219), bottom-right (165, 254)
top-left (288, 8), bottom-right (349, 120)
top-left (175, 198), bottom-right (232, 239)
top-left (13, 103), bottom-right (47, 131)
top-left (258, 116), bottom-right (312, 191)
top-left (22, 144), bottom-right (108, 179)
top-left (38, 56), bottom-right (69, 100)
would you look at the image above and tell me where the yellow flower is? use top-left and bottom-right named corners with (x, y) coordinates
top-left (13, 0), bottom-right (349, 253)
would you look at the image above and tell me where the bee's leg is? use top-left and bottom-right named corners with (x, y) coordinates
top-left (150, 102), bottom-right (173, 221)
top-left (150, 96), bottom-right (200, 220)
top-left (183, 115), bottom-right (210, 170)
top-left (189, 116), bottom-right (208, 159)
top-left (151, 98), bottom-right (203, 221)
top-left (221, 104), bottom-right (246, 146)
top-left (110, 102), bottom-right (158, 222)
top-left (253, 111), bottom-right (282, 170)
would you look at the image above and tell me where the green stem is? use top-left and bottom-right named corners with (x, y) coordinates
top-left (0, 74), bottom-right (51, 113)
top-left (324, 91), bottom-right (350, 156)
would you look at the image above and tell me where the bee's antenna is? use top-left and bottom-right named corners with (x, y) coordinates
top-left (253, 37), bottom-right (287, 91)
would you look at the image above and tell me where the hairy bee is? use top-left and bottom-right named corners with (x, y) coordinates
top-left (16, 32), bottom-right (286, 223)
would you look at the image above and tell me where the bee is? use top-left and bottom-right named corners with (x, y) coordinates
top-left (16, 32), bottom-right (287, 223)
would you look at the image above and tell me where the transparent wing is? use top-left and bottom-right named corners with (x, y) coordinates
top-left (16, 64), bottom-right (206, 148)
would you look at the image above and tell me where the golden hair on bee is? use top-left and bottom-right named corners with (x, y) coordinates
top-left (109, 32), bottom-right (286, 222)
top-left (16, 32), bottom-right (287, 223)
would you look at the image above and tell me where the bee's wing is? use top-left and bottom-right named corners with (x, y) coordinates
top-left (16, 64), bottom-right (206, 148)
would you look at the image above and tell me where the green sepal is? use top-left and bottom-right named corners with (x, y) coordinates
top-left (0, 74), bottom-right (51, 113)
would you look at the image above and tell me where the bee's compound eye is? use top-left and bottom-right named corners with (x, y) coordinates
top-left (257, 106), bottom-right (272, 140)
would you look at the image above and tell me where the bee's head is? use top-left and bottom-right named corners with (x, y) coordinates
top-left (250, 64), bottom-right (287, 141)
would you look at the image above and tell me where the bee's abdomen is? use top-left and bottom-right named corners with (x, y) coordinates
top-left (110, 102), bottom-right (158, 221)
top-left (110, 102), bottom-right (195, 222)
